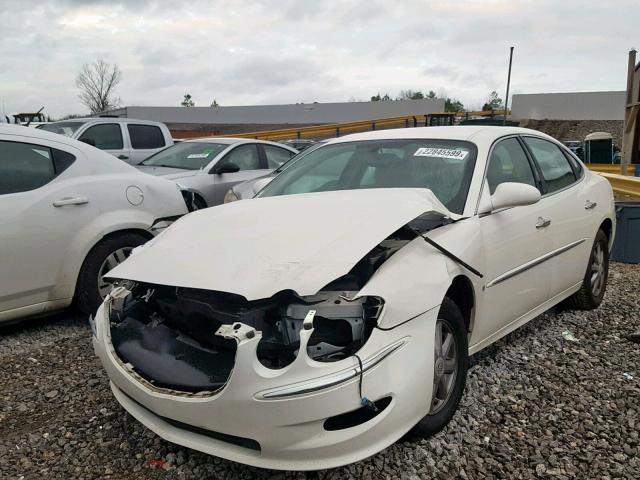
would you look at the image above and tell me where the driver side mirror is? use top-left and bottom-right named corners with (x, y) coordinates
top-left (479, 182), bottom-right (541, 213)
top-left (213, 161), bottom-right (240, 174)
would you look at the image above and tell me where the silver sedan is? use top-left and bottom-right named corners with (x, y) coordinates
top-left (137, 138), bottom-right (298, 207)
top-left (225, 140), bottom-right (328, 202)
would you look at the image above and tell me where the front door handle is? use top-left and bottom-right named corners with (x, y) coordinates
top-left (53, 196), bottom-right (89, 207)
top-left (117, 154), bottom-right (129, 160)
top-left (536, 217), bottom-right (551, 229)
top-left (585, 200), bottom-right (597, 210)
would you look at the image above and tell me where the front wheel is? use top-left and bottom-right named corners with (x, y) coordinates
top-left (75, 233), bottom-right (148, 314)
top-left (564, 229), bottom-right (609, 310)
top-left (410, 297), bottom-right (468, 438)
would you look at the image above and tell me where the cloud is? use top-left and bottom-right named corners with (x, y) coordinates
top-left (0, 0), bottom-right (637, 118)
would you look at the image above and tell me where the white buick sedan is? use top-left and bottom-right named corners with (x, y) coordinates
top-left (93, 126), bottom-right (615, 470)
top-left (0, 125), bottom-right (188, 323)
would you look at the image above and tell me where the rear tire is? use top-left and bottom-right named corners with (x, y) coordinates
top-left (410, 297), bottom-right (468, 438)
top-left (564, 229), bottom-right (609, 310)
top-left (75, 233), bottom-right (148, 314)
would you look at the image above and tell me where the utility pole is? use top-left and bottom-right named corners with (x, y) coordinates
top-left (503, 47), bottom-right (514, 126)
top-left (622, 48), bottom-right (637, 175)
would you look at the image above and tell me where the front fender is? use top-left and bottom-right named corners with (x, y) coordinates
top-left (358, 218), bottom-right (484, 330)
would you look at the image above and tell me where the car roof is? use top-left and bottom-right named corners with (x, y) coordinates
top-left (323, 126), bottom-right (555, 145)
top-left (46, 117), bottom-right (164, 125)
top-left (182, 137), bottom-right (298, 150)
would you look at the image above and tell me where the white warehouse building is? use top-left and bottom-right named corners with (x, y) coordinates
top-left (511, 91), bottom-right (625, 120)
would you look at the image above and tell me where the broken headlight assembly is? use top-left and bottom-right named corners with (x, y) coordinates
top-left (105, 282), bottom-right (384, 394)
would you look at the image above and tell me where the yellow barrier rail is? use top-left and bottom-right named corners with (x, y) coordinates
top-left (586, 164), bottom-right (639, 176)
top-left (220, 110), bottom-right (509, 141)
top-left (597, 173), bottom-right (640, 197)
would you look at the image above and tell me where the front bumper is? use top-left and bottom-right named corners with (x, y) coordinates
top-left (93, 301), bottom-right (438, 470)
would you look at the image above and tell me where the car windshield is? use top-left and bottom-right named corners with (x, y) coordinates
top-left (141, 142), bottom-right (228, 170)
top-left (258, 139), bottom-right (477, 214)
top-left (39, 121), bottom-right (87, 137)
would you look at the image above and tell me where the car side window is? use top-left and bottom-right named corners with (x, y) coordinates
top-left (78, 124), bottom-right (123, 150)
top-left (224, 144), bottom-right (260, 171)
top-left (127, 124), bottom-right (166, 149)
top-left (523, 137), bottom-right (577, 193)
top-left (486, 137), bottom-right (537, 194)
top-left (0, 141), bottom-right (56, 194)
top-left (263, 145), bottom-right (294, 168)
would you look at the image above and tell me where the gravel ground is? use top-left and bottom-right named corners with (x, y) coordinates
top-left (1, 262), bottom-right (638, 480)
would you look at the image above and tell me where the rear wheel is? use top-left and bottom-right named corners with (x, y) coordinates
top-left (75, 233), bottom-right (148, 314)
top-left (564, 229), bottom-right (609, 310)
top-left (411, 297), bottom-right (468, 438)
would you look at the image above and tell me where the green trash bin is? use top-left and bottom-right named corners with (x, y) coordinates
top-left (611, 201), bottom-right (640, 263)
top-left (585, 132), bottom-right (614, 164)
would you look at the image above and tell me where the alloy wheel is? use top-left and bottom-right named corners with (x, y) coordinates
top-left (97, 247), bottom-right (133, 298)
top-left (430, 318), bottom-right (458, 415)
top-left (590, 241), bottom-right (605, 297)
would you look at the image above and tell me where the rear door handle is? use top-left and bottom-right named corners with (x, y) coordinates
top-left (585, 200), bottom-right (597, 210)
top-left (117, 154), bottom-right (129, 160)
top-left (536, 217), bottom-right (551, 229)
top-left (53, 196), bottom-right (89, 207)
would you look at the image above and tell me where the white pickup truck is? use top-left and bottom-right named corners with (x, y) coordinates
top-left (39, 117), bottom-right (173, 164)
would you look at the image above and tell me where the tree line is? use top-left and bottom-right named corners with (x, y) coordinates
top-left (370, 89), bottom-right (504, 113)
top-left (72, 59), bottom-right (505, 116)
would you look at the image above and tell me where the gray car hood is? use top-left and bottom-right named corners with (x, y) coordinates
top-left (106, 188), bottom-right (453, 300)
top-left (136, 165), bottom-right (199, 180)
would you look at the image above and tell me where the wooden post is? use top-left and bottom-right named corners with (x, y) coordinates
top-left (622, 49), bottom-right (637, 176)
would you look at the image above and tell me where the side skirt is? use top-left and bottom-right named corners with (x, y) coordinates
top-left (468, 281), bottom-right (582, 355)
top-left (0, 298), bottom-right (73, 325)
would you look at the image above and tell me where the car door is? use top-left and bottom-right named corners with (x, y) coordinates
top-left (0, 137), bottom-right (99, 315)
top-left (521, 136), bottom-right (593, 296)
top-left (125, 123), bottom-right (168, 164)
top-left (77, 123), bottom-right (131, 162)
top-left (477, 136), bottom-right (553, 341)
top-left (210, 143), bottom-right (266, 204)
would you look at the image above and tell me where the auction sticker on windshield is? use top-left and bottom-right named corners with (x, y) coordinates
top-left (414, 147), bottom-right (468, 160)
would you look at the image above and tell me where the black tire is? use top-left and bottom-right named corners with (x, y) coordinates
top-left (564, 229), bottom-right (609, 310)
top-left (75, 232), bottom-right (148, 315)
top-left (410, 297), bottom-right (468, 438)
top-left (193, 195), bottom-right (207, 210)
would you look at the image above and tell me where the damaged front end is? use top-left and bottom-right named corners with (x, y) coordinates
top-left (106, 210), bottom-right (452, 395)
top-left (107, 284), bottom-right (384, 394)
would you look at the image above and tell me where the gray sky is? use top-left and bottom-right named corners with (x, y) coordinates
top-left (1, 0), bottom-right (638, 118)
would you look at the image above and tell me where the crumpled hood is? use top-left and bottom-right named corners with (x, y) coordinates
top-left (106, 188), bottom-right (452, 300)
top-left (136, 165), bottom-right (198, 180)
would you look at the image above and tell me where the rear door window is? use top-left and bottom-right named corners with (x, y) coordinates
top-left (263, 145), bottom-right (295, 168)
top-left (78, 124), bottom-right (123, 150)
top-left (127, 124), bottom-right (166, 149)
top-left (523, 137), bottom-right (577, 193)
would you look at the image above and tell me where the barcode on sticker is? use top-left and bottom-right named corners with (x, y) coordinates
top-left (414, 148), bottom-right (468, 160)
